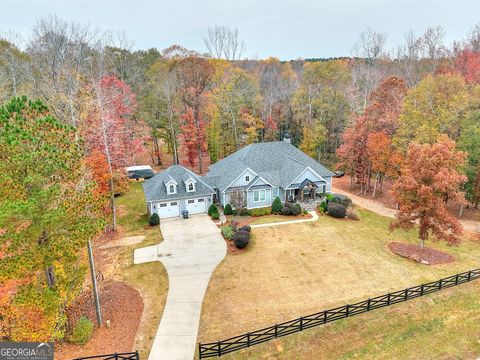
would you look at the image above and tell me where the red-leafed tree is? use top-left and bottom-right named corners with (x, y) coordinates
top-left (263, 115), bottom-right (278, 141)
top-left (390, 135), bottom-right (467, 248)
top-left (453, 49), bottom-right (480, 84)
top-left (82, 74), bottom-right (144, 230)
top-left (367, 131), bottom-right (403, 197)
top-left (181, 107), bottom-right (207, 170)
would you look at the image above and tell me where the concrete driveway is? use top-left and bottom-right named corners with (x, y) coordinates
top-left (134, 214), bottom-right (226, 360)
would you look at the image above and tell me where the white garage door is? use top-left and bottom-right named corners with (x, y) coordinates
top-left (157, 201), bottom-right (180, 218)
top-left (186, 197), bottom-right (206, 215)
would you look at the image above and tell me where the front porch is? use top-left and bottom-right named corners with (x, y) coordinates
top-left (285, 179), bottom-right (327, 203)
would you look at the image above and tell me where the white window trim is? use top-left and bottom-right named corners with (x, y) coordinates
top-left (168, 184), bottom-right (177, 195)
top-left (187, 182), bottom-right (195, 192)
top-left (253, 189), bottom-right (266, 202)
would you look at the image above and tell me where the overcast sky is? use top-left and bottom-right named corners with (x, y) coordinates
top-left (3, 0), bottom-right (480, 60)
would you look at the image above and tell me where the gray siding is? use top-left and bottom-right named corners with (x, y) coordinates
top-left (247, 188), bottom-right (272, 209)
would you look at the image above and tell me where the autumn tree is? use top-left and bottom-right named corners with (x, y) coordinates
top-left (390, 136), bottom-right (467, 248)
top-left (0, 97), bottom-right (103, 341)
top-left (82, 74), bottom-right (143, 231)
top-left (177, 56), bottom-right (214, 173)
top-left (181, 107), bottom-right (207, 169)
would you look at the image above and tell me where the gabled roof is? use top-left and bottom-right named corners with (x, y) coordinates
top-left (205, 141), bottom-right (334, 192)
top-left (143, 165), bottom-right (214, 202)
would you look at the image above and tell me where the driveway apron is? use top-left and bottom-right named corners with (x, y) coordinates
top-left (134, 214), bottom-right (226, 360)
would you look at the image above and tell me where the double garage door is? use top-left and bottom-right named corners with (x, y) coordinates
top-left (157, 197), bottom-right (207, 219)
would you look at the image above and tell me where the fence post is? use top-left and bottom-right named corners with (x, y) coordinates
top-left (198, 343), bottom-right (201, 359)
top-left (274, 324), bottom-right (278, 337)
top-left (468, 271), bottom-right (472, 282)
top-left (455, 274), bottom-right (459, 285)
top-left (438, 279), bottom-right (442, 290)
top-left (367, 298), bottom-right (371, 311)
top-left (323, 310), bottom-right (327, 323)
top-left (300, 317), bottom-right (304, 331)
top-left (135, 351), bottom-right (139, 360)
top-left (217, 341), bottom-right (221, 356)
top-left (346, 305), bottom-right (350, 317)
top-left (404, 288), bottom-right (408, 301)
top-left (247, 332), bottom-right (251, 347)
top-left (114, 353), bottom-right (118, 360)
top-left (420, 284), bottom-right (424, 296)
top-left (387, 293), bottom-right (391, 305)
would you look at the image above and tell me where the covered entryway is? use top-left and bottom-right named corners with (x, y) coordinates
top-left (186, 197), bottom-right (206, 215)
top-left (157, 201), bottom-right (180, 218)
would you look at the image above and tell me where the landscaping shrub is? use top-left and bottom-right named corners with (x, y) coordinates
top-left (233, 229), bottom-right (250, 249)
top-left (281, 206), bottom-right (292, 215)
top-left (303, 209), bottom-right (309, 215)
top-left (211, 212), bottom-right (220, 220)
top-left (291, 203), bottom-right (301, 216)
top-left (327, 202), bottom-right (347, 218)
top-left (238, 225), bottom-right (251, 232)
top-left (149, 213), bottom-right (160, 226)
top-left (319, 201), bottom-right (328, 213)
top-left (221, 226), bottom-right (235, 240)
top-left (250, 207), bottom-right (271, 216)
top-left (70, 316), bottom-right (93, 345)
top-left (333, 194), bottom-right (352, 208)
top-left (325, 193), bottom-right (337, 203)
top-left (239, 208), bottom-right (250, 216)
top-left (223, 203), bottom-right (233, 215)
top-left (208, 204), bottom-right (218, 216)
top-left (271, 197), bottom-right (283, 214)
top-left (346, 208), bottom-right (360, 220)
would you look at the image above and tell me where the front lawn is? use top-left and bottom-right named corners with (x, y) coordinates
top-left (198, 208), bottom-right (480, 347)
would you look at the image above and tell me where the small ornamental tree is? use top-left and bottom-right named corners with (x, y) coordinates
top-left (390, 136), bottom-right (467, 248)
top-left (271, 197), bottom-right (282, 214)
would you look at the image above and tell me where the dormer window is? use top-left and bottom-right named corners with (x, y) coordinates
top-left (245, 176), bottom-right (250, 182)
top-left (185, 178), bottom-right (196, 192)
top-left (168, 184), bottom-right (176, 194)
top-left (188, 183), bottom-right (194, 192)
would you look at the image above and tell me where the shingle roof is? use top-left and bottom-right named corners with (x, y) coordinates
top-left (205, 141), bottom-right (334, 192)
top-left (143, 165), bottom-right (215, 202)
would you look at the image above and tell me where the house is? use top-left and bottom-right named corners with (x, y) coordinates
top-left (143, 165), bottom-right (215, 218)
top-left (143, 137), bottom-right (334, 219)
top-left (205, 138), bottom-right (334, 210)
top-left (126, 165), bottom-right (155, 180)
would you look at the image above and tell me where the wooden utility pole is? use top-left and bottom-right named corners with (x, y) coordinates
top-left (87, 240), bottom-right (102, 326)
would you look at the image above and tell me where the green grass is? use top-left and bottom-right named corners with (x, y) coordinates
top-left (219, 279), bottom-right (480, 360)
top-left (199, 207), bottom-right (480, 359)
top-left (112, 181), bottom-right (168, 359)
top-left (250, 214), bottom-right (311, 225)
top-left (116, 182), bottom-right (149, 234)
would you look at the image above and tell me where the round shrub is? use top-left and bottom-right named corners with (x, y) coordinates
top-left (149, 213), bottom-right (160, 226)
top-left (281, 206), bottom-right (292, 215)
top-left (327, 202), bottom-right (347, 218)
top-left (319, 201), bottom-right (328, 213)
top-left (224, 203), bottom-right (233, 215)
top-left (271, 197), bottom-right (283, 214)
top-left (239, 208), bottom-right (250, 216)
top-left (291, 203), bottom-right (301, 216)
top-left (70, 316), bottom-right (93, 345)
top-left (346, 208), bottom-right (360, 220)
top-left (238, 225), bottom-right (251, 232)
top-left (221, 226), bottom-right (234, 240)
top-left (211, 212), bottom-right (220, 220)
top-left (233, 229), bottom-right (250, 249)
top-left (208, 204), bottom-right (218, 216)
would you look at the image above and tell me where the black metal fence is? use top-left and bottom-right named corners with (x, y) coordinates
top-left (198, 268), bottom-right (480, 358)
top-left (72, 352), bottom-right (139, 360)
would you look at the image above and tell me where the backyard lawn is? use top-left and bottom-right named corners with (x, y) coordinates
top-left (198, 208), bottom-right (480, 355)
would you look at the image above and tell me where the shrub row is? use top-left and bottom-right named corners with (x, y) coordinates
top-left (221, 224), bottom-right (251, 249)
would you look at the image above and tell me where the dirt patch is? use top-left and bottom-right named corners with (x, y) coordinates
top-left (100, 235), bottom-right (146, 249)
top-left (56, 280), bottom-right (144, 360)
top-left (388, 242), bottom-right (455, 265)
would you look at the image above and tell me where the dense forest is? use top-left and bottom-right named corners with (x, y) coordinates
top-left (1, 16), bottom-right (480, 342)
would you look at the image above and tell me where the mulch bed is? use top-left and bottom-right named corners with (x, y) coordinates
top-left (55, 280), bottom-right (144, 360)
top-left (388, 242), bottom-right (455, 265)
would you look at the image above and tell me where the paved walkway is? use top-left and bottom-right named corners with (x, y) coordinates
top-left (134, 214), bottom-right (226, 360)
top-left (250, 211), bottom-right (318, 229)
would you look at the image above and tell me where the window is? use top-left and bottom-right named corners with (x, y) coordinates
top-left (245, 175), bottom-right (250, 182)
top-left (198, 198), bottom-right (204, 202)
top-left (188, 183), bottom-right (194, 192)
top-left (253, 189), bottom-right (266, 202)
top-left (170, 202), bottom-right (178, 206)
top-left (168, 184), bottom-right (176, 194)
top-left (159, 203), bottom-right (167, 208)
top-left (188, 199), bottom-right (195, 204)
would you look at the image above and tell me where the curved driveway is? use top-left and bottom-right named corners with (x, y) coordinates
top-left (134, 214), bottom-right (226, 360)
